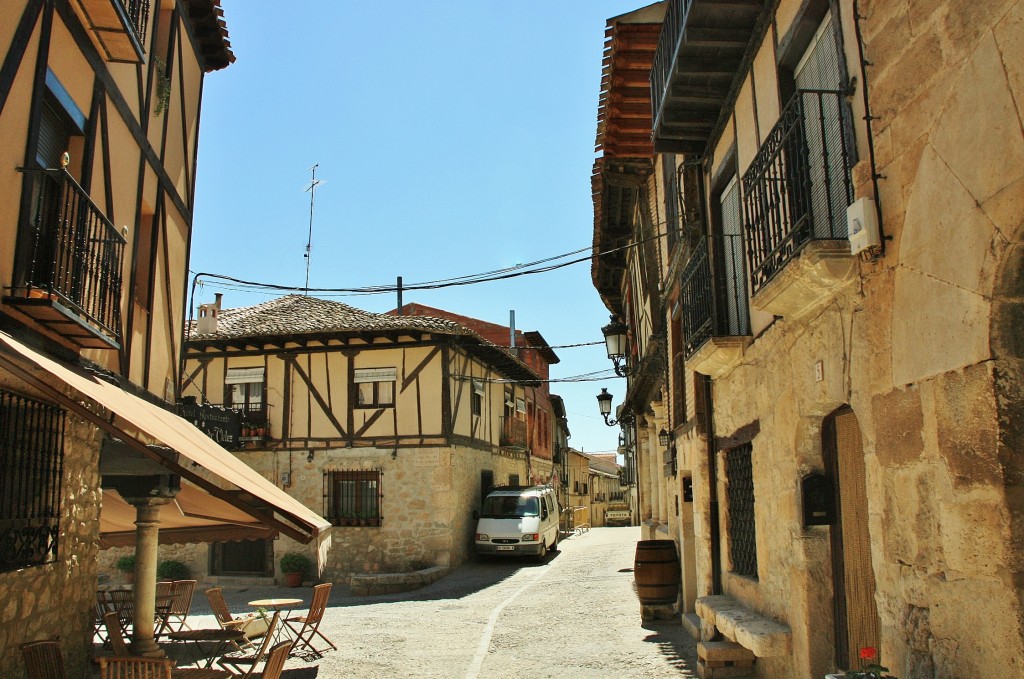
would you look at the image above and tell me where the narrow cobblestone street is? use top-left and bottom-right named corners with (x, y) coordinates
top-left (172, 527), bottom-right (698, 678)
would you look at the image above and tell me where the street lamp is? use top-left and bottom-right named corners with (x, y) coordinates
top-left (601, 316), bottom-right (631, 377)
top-left (658, 429), bottom-right (670, 447)
top-left (596, 388), bottom-right (634, 427)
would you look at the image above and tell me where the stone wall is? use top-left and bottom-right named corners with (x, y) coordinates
top-left (0, 371), bottom-right (102, 679)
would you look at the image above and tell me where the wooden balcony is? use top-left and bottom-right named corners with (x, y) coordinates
top-left (499, 416), bottom-right (527, 450)
top-left (70, 0), bottom-right (149, 63)
top-left (6, 169), bottom-right (124, 350)
top-left (650, 0), bottom-right (763, 154)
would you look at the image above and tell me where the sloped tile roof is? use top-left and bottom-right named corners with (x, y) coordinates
top-left (189, 295), bottom-right (470, 339)
top-left (187, 295), bottom-right (540, 384)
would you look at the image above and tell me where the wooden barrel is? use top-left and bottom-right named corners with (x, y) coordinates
top-left (634, 540), bottom-right (680, 605)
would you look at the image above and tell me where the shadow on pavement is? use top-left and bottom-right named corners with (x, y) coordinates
top-left (640, 621), bottom-right (700, 675)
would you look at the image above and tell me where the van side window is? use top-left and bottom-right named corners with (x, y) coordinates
top-left (541, 498), bottom-right (548, 520)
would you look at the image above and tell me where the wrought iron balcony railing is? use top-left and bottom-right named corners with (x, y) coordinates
top-left (121, 0), bottom-right (151, 41)
top-left (679, 236), bottom-right (751, 360)
top-left (499, 416), bottom-right (528, 449)
top-left (650, 0), bottom-right (692, 126)
top-left (10, 168), bottom-right (125, 346)
top-left (742, 90), bottom-right (854, 294)
top-left (229, 402), bottom-right (272, 440)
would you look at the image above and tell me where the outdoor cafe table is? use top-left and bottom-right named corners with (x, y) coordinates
top-left (167, 628), bottom-right (246, 668)
top-left (247, 598), bottom-right (303, 645)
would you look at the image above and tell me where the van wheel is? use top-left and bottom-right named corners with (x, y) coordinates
top-left (550, 534), bottom-right (559, 552)
top-left (535, 541), bottom-right (547, 562)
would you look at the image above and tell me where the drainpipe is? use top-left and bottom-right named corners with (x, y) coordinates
top-left (702, 374), bottom-right (722, 595)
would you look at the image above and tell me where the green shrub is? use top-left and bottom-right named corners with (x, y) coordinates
top-left (157, 559), bottom-right (191, 580)
top-left (115, 554), bottom-right (135, 574)
top-left (279, 552), bottom-right (312, 575)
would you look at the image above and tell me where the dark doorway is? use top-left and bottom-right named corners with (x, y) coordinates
top-left (210, 539), bottom-right (273, 577)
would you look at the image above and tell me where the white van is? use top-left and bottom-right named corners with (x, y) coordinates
top-left (474, 486), bottom-right (560, 559)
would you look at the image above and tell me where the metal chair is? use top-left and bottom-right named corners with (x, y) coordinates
top-left (21, 640), bottom-right (67, 679)
top-left (215, 611), bottom-right (280, 678)
top-left (103, 611), bottom-right (130, 656)
top-left (97, 656), bottom-right (173, 679)
top-left (204, 587), bottom-right (264, 650)
top-left (283, 583), bottom-right (337, 659)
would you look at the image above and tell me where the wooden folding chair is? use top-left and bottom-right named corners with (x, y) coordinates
top-left (204, 587), bottom-right (265, 651)
top-left (158, 580), bottom-right (196, 637)
top-left (97, 656), bottom-right (173, 679)
top-left (283, 583), bottom-right (337, 659)
top-left (106, 589), bottom-right (135, 637)
top-left (215, 611), bottom-right (280, 678)
top-left (257, 642), bottom-right (292, 679)
top-left (94, 591), bottom-right (112, 645)
top-left (21, 640), bottom-right (67, 679)
top-left (103, 612), bottom-right (130, 656)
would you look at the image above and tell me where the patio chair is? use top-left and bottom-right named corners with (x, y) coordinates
top-left (21, 640), bottom-right (67, 679)
top-left (204, 587), bottom-right (266, 650)
top-left (215, 611), bottom-right (280, 678)
top-left (103, 612), bottom-right (130, 656)
top-left (257, 642), bottom-right (292, 679)
top-left (94, 591), bottom-right (112, 645)
top-left (97, 656), bottom-right (173, 679)
top-left (158, 580), bottom-right (196, 637)
top-left (283, 583), bottom-right (337, 659)
top-left (106, 589), bottom-right (135, 636)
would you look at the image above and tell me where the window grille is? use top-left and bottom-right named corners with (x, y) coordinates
top-left (726, 443), bottom-right (757, 578)
top-left (0, 390), bottom-right (65, 571)
top-left (325, 470), bottom-right (382, 527)
top-left (508, 474), bottom-right (520, 487)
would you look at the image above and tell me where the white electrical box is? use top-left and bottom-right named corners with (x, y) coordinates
top-left (848, 196), bottom-right (880, 255)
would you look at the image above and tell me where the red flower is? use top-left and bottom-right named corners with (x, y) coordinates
top-left (860, 647), bottom-right (878, 661)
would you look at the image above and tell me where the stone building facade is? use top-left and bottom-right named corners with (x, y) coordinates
top-left (591, 0), bottom-right (1024, 677)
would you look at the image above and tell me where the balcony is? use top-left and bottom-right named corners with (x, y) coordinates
top-left (680, 237), bottom-right (751, 378)
top-left (650, 0), bottom-right (763, 153)
top-left (232, 402), bottom-right (272, 443)
top-left (6, 169), bottom-right (124, 349)
top-left (742, 90), bottom-right (856, 317)
top-left (71, 0), bottom-right (149, 63)
top-left (499, 416), bottom-right (527, 450)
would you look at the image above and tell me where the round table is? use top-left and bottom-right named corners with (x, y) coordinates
top-left (247, 598), bottom-right (303, 647)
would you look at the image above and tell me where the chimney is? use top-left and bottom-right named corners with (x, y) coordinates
top-left (214, 293), bottom-right (223, 310)
top-left (197, 297), bottom-right (220, 334)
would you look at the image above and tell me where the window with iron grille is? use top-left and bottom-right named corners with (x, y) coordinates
top-left (508, 474), bottom-right (520, 487)
top-left (0, 390), bottom-right (65, 571)
top-left (726, 443), bottom-right (757, 578)
top-left (325, 470), bottom-right (382, 527)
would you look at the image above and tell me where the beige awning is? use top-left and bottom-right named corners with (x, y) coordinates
top-left (0, 331), bottom-right (331, 545)
top-left (99, 485), bottom-right (279, 548)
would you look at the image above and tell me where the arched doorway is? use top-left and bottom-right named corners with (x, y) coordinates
top-left (823, 406), bottom-right (880, 668)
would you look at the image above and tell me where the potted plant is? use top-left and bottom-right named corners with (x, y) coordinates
top-left (280, 552), bottom-right (312, 587)
top-left (156, 559), bottom-right (191, 581)
top-left (827, 647), bottom-right (899, 679)
top-left (115, 554), bottom-right (136, 583)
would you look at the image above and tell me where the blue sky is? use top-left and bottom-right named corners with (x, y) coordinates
top-left (190, 1), bottom-right (647, 454)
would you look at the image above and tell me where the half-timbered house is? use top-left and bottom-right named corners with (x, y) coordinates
top-left (391, 303), bottom-right (563, 490)
top-left (0, 2), bottom-right (330, 675)
top-left (592, 0), bottom-right (1024, 676)
top-left (180, 294), bottom-right (542, 580)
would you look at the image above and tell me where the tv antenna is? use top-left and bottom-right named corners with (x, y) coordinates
top-left (303, 163), bottom-right (325, 294)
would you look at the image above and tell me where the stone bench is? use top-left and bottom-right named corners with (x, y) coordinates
top-left (695, 595), bottom-right (792, 658)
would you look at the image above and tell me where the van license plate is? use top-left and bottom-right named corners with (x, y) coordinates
top-left (496, 546), bottom-right (514, 551)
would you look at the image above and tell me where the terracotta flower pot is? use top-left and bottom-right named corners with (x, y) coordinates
top-left (284, 571), bottom-right (303, 587)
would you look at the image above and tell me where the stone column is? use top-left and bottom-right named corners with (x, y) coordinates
top-left (128, 498), bottom-right (169, 657)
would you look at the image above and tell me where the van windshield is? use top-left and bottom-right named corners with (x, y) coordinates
top-left (481, 495), bottom-right (539, 519)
